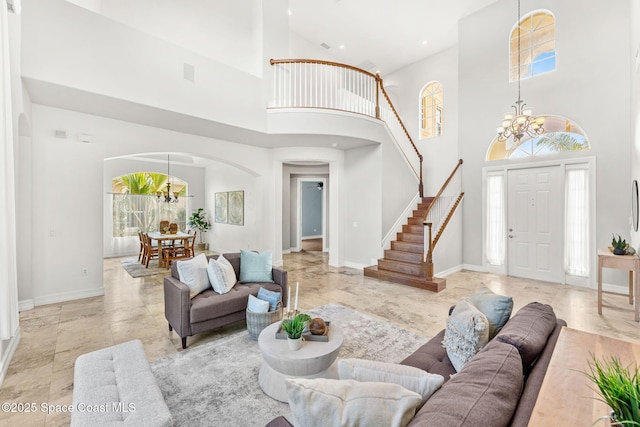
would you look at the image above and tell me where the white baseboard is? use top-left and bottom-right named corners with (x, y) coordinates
top-left (602, 283), bottom-right (629, 295)
top-left (436, 264), bottom-right (463, 278)
top-left (282, 249), bottom-right (291, 255)
top-left (344, 261), bottom-right (368, 270)
top-left (462, 264), bottom-right (486, 272)
top-left (0, 329), bottom-right (21, 387)
top-left (33, 287), bottom-right (105, 307)
top-left (18, 299), bottom-right (34, 312)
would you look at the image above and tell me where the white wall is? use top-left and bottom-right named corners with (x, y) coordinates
top-left (204, 160), bottom-right (265, 254)
top-left (631, 0), bottom-right (640, 250)
top-left (97, 0), bottom-right (264, 76)
top-left (344, 145), bottom-right (383, 267)
top-left (385, 46), bottom-right (462, 273)
top-left (459, 0), bottom-right (631, 287)
top-left (21, 0), bottom-right (268, 132)
top-left (25, 104), bottom-right (277, 307)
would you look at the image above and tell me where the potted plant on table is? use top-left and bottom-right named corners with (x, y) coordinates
top-left (187, 208), bottom-right (211, 251)
top-left (584, 354), bottom-right (640, 426)
top-left (281, 313), bottom-right (310, 351)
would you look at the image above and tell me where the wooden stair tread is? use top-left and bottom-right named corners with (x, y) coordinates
top-left (363, 266), bottom-right (445, 292)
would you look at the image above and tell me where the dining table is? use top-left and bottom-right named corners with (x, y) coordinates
top-left (147, 231), bottom-right (195, 268)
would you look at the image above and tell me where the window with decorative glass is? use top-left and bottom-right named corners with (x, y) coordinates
top-left (420, 81), bottom-right (443, 139)
top-left (487, 116), bottom-right (589, 161)
top-left (510, 10), bottom-right (556, 82)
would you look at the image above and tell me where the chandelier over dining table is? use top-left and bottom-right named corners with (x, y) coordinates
top-left (157, 154), bottom-right (180, 203)
top-left (496, 0), bottom-right (545, 146)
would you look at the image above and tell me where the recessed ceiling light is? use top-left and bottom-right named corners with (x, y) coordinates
top-left (287, 9), bottom-right (292, 16)
top-left (331, 143), bottom-right (338, 147)
top-left (339, 44), bottom-right (345, 49)
top-left (422, 40), bottom-right (428, 46)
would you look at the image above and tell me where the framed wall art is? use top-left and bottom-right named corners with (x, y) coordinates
top-left (228, 191), bottom-right (244, 226)
top-left (215, 192), bottom-right (228, 224)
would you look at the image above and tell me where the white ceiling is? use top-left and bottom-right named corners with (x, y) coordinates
top-left (289, 0), bottom-right (499, 75)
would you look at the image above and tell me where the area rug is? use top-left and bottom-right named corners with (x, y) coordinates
top-left (150, 303), bottom-right (430, 427)
top-left (120, 257), bottom-right (170, 278)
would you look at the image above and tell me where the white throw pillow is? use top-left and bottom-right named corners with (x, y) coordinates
top-left (286, 378), bottom-right (422, 427)
top-left (442, 299), bottom-right (490, 372)
top-left (247, 294), bottom-right (269, 313)
top-left (176, 253), bottom-right (210, 298)
top-left (207, 255), bottom-right (237, 295)
top-left (338, 359), bottom-right (444, 405)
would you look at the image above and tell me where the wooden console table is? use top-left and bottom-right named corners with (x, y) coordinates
top-left (529, 327), bottom-right (640, 426)
top-left (597, 248), bottom-right (640, 322)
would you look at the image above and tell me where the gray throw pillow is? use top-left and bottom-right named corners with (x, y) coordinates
top-left (471, 286), bottom-right (513, 339)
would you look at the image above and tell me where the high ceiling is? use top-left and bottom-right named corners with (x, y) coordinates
top-left (289, 0), bottom-right (499, 75)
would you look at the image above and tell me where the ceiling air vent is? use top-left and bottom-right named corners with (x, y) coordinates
top-left (358, 60), bottom-right (376, 72)
top-left (320, 43), bottom-right (331, 50)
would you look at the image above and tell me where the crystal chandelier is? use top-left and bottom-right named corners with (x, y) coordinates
top-left (157, 154), bottom-right (180, 203)
top-left (496, 0), bottom-right (545, 147)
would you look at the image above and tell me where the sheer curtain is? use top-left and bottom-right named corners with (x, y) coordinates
top-left (0, 0), bottom-right (19, 341)
top-left (565, 167), bottom-right (590, 277)
top-left (486, 174), bottom-right (506, 266)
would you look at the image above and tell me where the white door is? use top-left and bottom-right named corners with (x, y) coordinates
top-left (507, 166), bottom-right (562, 283)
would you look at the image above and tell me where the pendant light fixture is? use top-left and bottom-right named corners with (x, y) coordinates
top-left (496, 0), bottom-right (545, 148)
top-left (157, 154), bottom-right (180, 203)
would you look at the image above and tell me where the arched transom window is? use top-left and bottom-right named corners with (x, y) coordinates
top-left (487, 116), bottom-right (590, 161)
top-left (510, 10), bottom-right (556, 82)
top-left (419, 81), bottom-right (443, 139)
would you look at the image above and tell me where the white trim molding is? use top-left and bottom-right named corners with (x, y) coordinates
top-left (0, 328), bottom-right (20, 387)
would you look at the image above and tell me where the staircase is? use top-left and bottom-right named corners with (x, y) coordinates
top-left (364, 197), bottom-right (446, 292)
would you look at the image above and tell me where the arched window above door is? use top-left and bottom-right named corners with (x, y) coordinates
top-left (486, 115), bottom-right (590, 161)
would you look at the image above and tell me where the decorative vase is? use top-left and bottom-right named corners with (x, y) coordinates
top-left (287, 337), bottom-right (302, 351)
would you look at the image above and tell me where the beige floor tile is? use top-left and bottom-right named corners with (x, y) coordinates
top-left (3, 251), bottom-right (640, 426)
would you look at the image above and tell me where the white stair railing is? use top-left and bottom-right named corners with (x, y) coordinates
top-left (269, 59), bottom-right (424, 197)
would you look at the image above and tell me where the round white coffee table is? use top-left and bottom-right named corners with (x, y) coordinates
top-left (258, 320), bottom-right (344, 402)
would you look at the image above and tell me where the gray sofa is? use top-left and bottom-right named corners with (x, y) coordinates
top-left (266, 302), bottom-right (565, 427)
top-left (71, 339), bottom-right (172, 427)
top-left (164, 252), bottom-right (288, 349)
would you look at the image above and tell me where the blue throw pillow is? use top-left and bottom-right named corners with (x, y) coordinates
top-left (239, 250), bottom-right (274, 283)
top-left (247, 294), bottom-right (269, 313)
top-left (470, 287), bottom-right (513, 339)
top-left (257, 287), bottom-right (281, 312)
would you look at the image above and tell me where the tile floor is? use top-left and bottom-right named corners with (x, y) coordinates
top-left (1, 251), bottom-right (640, 426)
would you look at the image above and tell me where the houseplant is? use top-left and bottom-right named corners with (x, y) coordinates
top-left (187, 208), bottom-right (211, 250)
top-left (281, 313), bottom-right (310, 350)
top-left (584, 354), bottom-right (640, 426)
top-left (612, 234), bottom-right (629, 256)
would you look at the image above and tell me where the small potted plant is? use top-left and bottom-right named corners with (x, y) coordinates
top-left (584, 354), bottom-right (640, 426)
top-left (281, 313), bottom-right (310, 351)
top-left (612, 234), bottom-right (629, 256)
top-left (187, 208), bottom-right (211, 251)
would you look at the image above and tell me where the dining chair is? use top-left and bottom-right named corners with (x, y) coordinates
top-left (142, 233), bottom-right (159, 268)
top-left (162, 232), bottom-right (195, 268)
top-left (137, 232), bottom-right (144, 262)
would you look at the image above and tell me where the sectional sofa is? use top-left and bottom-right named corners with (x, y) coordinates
top-left (267, 301), bottom-right (565, 427)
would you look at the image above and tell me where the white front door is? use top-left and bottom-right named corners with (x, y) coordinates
top-left (507, 166), bottom-right (562, 283)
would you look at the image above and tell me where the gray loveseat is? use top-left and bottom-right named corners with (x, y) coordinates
top-left (267, 302), bottom-right (565, 427)
top-left (164, 253), bottom-right (288, 349)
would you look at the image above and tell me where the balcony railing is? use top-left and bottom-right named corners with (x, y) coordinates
top-left (269, 59), bottom-right (423, 197)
